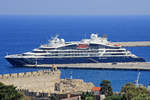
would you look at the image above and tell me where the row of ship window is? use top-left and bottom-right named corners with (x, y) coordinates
top-left (40, 45), bottom-right (120, 50)
top-left (33, 50), bottom-right (125, 53)
top-left (48, 54), bottom-right (99, 56)
top-left (105, 50), bottom-right (125, 52)
top-left (23, 54), bottom-right (99, 57)
top-left (23, 53), bottom-right (127, 57)
top-left (33, 50), bottom-right (100, 53)
top-left (103, 53), bottom-right (126, 55)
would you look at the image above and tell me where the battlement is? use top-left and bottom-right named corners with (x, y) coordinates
top-left (0, 69), bottom-right (60, 79)
top-left (0, 68), bottom-right (94, 97)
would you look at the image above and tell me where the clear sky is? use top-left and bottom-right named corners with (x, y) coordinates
top-left (0, 0), bottom-right (150, 15)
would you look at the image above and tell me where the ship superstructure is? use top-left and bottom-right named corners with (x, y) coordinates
top-left (5, 34), bottom-right (145, 67)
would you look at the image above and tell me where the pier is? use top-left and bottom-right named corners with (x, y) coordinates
top-left (112, 41), bottom-right (150, 47)
top-left (26, 62), bottom-right (150, 70)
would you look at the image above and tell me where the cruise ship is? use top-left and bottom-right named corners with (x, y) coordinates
top-left (5, 33), bottom-right (145, 67)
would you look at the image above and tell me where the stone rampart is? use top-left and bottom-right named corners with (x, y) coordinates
top-left (0, 69), bottom-right (61, 97)
top-left (0, 69), bottom-right (94, 97)
top-left (0, 69), bottom-right (55, 79)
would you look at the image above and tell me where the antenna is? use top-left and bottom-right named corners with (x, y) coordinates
top-left (55, 33), bottom-right (59, 38)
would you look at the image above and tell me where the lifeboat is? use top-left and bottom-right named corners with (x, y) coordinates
top-left (114, 44), bottom-right (121, 47)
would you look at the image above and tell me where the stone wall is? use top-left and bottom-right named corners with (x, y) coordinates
top-left (0, 69), bottom-right (61, 97)
top-left (0, 70), bottom-right (59, 79)
top-left (0, 69), bottom-right (95, 97)
top-left (55, 79), bottom-right (95, 94)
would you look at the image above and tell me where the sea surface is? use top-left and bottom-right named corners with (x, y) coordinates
top-left (0, 15), bottom-right (150, 92)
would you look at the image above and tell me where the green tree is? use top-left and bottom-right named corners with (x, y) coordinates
top-left (81, 92), bottom-right (96, 100)
top-left (121, 82), bottom-right (150, 100)
top-left (132, 93), bottom-right (150, 100)
top-left (104, 95), bottom-right (123, 100)
top-left (0, 82), bottom-right (23, 100)
top-left (100, 80), bottom-right (113, 97)
top-left (50, 95), bottom-right (57, 100)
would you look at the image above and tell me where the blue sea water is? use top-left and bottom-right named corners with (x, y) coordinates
top-left (0, 15), bottom-right (150, 92)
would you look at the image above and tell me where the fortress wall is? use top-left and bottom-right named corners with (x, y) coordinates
top-left (0, 69), bottom-right (58, 79)
top-left (0, 69), bottom-right (94, 97)
top-left (0, 69), bottom-right (61, 97)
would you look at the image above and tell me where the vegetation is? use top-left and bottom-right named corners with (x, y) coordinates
top-left (81, 92), bottom-right (96, 100)
top-left (100, 80), bottom-right (113, 97)
top-left (0, 82), bottom-right (24, 100)
top-left (21, 95), bottom-right (31, 100)
top-left (49, 95), bottom-right (57, 100)
top-left (99, 81), bottom-right (150, 100)
top-left (121, 82), bottom-right (150, 100)
top-left (132, 93), bottom-right (150, 100)
top-left (104, 95), bottom-right (123, 100)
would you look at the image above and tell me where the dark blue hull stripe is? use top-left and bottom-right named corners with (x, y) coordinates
top-left (6, 57), bottom-right (145, 67)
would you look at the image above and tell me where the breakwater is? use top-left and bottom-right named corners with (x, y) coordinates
top-left (112, 41), bottom-right (150, 47)
top-left (25, 62), bottom-right (150, 70)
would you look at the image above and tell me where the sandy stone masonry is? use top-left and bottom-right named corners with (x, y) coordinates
top-left (0, 68), bottom-right (95, 96)
top-left (55, 79), bottom-right (94, 94)
top-left (0, 70), bottom-right (60, 79)
top-left (0, 69), bottom-right (61, 95)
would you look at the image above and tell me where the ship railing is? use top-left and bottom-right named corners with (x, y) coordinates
top-left (6, 54), bottom-right (22, 57)
top-left (104, 52), bottom-right (127, 54)
top-left (103, 54), bottom-right (127, 57)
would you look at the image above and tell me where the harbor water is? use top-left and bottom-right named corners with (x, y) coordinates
top-left (0, 15), bottom-right (150, 91)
